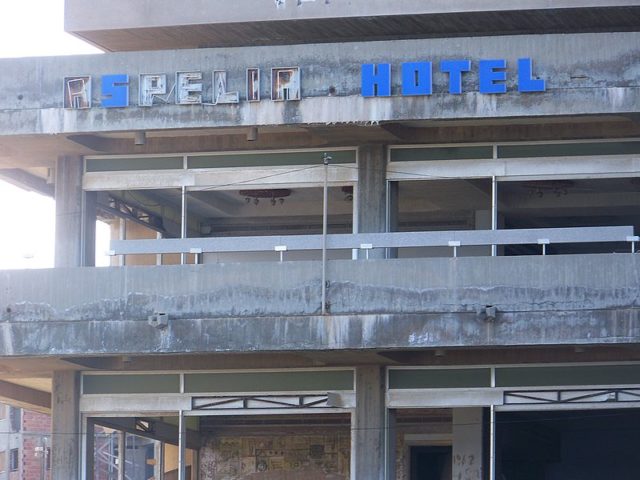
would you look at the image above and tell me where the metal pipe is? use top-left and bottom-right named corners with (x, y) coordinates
top-left (383, 406), bottom-right (389, 480)
top-left (180, 186), bottom-right (187, 265)
top-left (490, 405), bottom-right (496, 480)
top-left (321, 153), bottom-right (330, 315)
top-left (490, 367), bottom-right (497, 480)
top-left (156, 231), bottom-right (163, 266)
top-left (117, 431), bottom-right (125, 480)
top-left (492, 175), bottom-right (498, 257)
top-left (158, 441), bottom-right (165, 480)
top-left (178, 410), bottom-right (186, 480)
top-left (83, 419), bottom-right (94, 480)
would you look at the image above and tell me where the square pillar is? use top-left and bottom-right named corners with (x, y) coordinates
top-left (452, 408), bottom-right (484, 480)
top-left (357, 145), bottom-right (387, 259)
top-left (352, 366), bottom-right (386, 480)
top-left (55, 155), bottom-right (96, 267)
top-left (51, 371), bottom-right (80, 480)
top-left (387, 181), bottom-right (399, 258)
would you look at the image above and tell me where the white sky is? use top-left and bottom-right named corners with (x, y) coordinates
top-left (0, 0), bottom-right (108, 269)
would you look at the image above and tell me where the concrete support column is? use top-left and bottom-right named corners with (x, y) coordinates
top-left (387, 181), bottom-right (399, 258)
top-left (51, 371), bottom-right (80, 480)
top-left (55, 155), bottom-right (96, 267)
top-left (452, 408), bottom-right (484, 480)
top-left (351, 366), bottom-right (386, 480)
top-left (357, 145), bottom-right (387, 259)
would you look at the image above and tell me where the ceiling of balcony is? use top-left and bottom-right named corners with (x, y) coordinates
top-left (71, 7), bottom-right (640, 52)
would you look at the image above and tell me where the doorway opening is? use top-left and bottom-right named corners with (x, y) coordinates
top-left (409, 445), bottom-right (452, 480)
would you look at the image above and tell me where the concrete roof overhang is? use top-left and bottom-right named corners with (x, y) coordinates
top-left (63, 1), bottom-right (640, 51)
top-left (1, 115), bottom-right (639, 183)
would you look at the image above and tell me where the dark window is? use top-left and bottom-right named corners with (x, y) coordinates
top-left (9, 448), bottom-right (19, 472)
top-left (8, 407), bottom-right (20, 433)
top-left (410, 445), bottom-right (452, 480)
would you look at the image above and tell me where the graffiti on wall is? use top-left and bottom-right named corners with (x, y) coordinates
top-left (199, 433), bottom-right (349, 479)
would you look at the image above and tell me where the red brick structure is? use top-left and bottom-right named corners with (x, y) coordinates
top-left (0, 406), bottom-right (51, 480)
top-left (21, 411), bottom-right (51, 480)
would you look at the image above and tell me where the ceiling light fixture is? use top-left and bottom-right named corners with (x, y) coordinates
top-left (239, 188), bottom-right (292, 206)
top-left (247, 127), bottom-right (258, 141)
top-left (134, 131), bottom-right (146, 145)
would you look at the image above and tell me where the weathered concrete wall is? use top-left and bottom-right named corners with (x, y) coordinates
top-left (64, 0), bottom-right (640, 31)
top-left (0, 254), bottom-right (638, 356)
top-left (0, 32), bottom-right (638, 135)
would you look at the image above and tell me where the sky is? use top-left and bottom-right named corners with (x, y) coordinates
top-left (0, 0), bottom-right (108, 268)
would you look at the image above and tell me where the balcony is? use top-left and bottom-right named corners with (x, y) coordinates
top-left (0, 225), bottom-right (638, 358)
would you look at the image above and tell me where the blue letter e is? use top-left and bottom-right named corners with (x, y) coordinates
top-left (479, 59), bottom-right (507, 94)
top-left (362, 64), bottom-right (391, 97)
top-left (102, 74), bottom-right (129, 108)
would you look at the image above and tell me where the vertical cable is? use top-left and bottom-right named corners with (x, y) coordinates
top-left (180, 186), bottom-right (187, 265)
top-left (492, 175), bottom-right (498, 257)
top-left (321, 153), bottom-right (331, 315)
top-left (178, 410), bottom-right (186, 480)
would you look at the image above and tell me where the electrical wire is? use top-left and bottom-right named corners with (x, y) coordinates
top-left (4, 408), bottom-right (640, 436)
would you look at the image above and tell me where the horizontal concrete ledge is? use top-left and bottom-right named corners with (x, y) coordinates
top-left (0, 32), bottom-right (638, 135)
top-left (0, 308), bottom-right (638, 357)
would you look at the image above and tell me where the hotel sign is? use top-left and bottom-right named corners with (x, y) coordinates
top-left (362, 58), bottom-right (545, 96)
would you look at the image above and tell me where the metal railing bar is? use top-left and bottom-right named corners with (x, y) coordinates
top-left (109, 226), bottom-right (635, 256)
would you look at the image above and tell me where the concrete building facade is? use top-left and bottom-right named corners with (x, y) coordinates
top-left (0, 1), bottom-right (640, 479)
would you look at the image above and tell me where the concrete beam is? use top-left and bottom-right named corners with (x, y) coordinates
top-left (0, 169), bottom-right (54, 198)
top-left (0, 380), bottom-right (51, 413)
top-left (0, 308), bottom-right (637, 357)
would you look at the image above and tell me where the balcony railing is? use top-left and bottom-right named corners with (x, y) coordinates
top-left (110, 226), bottom-right (638, 259)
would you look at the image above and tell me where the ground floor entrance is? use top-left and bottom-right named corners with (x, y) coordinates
top-left (86, 407), bottom-right (640, 480)
top-left (80, 364), bottom-right (640, 480)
